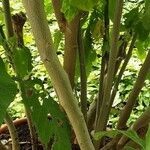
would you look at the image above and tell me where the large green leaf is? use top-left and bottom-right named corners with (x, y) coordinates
top-left (61, 0), bottom-right (78, 21)
top-left (0, 57), bottom-right (17, 124)
top-left (142, 0), bottom-right (150, 31)
top-left (124, 7), bottom-right (139, 29)
top-left (69, 0), bottom-right (97, 11)
top-left (13, 46), bottom-right (33, 78)
top-left (28, 91), bottom-right (71, 149)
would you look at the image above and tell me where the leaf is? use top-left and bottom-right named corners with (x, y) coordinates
top-left (69, 0), bottom-right (97, 11)
top-left (135, 21), bottom-right (150, 41)
top-left (13, 46), bottom-right (33, 78)
top-left (146, 124), bottom-right (150, 150)
top-left (109, 0), bottom-right (117, 21)
top-left (124, 7), bottom-right (139, 29)
top-left (92, 130), bottom-right (119, 140)
top-left (29, 94), bottom-right (71, 149)
top-left (135, 40), bottom-right (147, 61)
top-left (92, 129), bottom-right (145, 149)
top-left (0, 57), bottom-right (17, 124)
top-left (142, 0), bottom-right (150, 31)
top-left (118, 130), bottom-right (145, 150)
top-left (53, 30), bottom-right (63, 50)
top-left (61, 0), bottom-right (78, 21)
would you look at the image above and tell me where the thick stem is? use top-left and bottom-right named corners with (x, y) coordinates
top-left (117, 49), bottom-right (150, 129)
top-left (2, 0), bottom-right (14, 38)
top-left (78, 21), bottom-right (87, 121)
top-left (22, 0), bottom-right (94, 150)
top-left (4, 113), bottom-right (20, 150)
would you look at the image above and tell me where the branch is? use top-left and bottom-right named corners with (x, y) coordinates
top-left (109, 34), bottom-right (137, 110)
top-left (95, 0), bottom-right (109, 128)
top-left (5, 113), bottom-right (20, 150)
top-left (117, 49), bottom-right (150, 129)
top-left (117, 107), bottom-right (150, 148)
top-left (63, 14), bottom-right (81, 88)
top-left (51, 0), bottom-right (66, 32)
top-left (22, 1), bottom-right (94, 149)
top-left (78, 21), bottom-right (87, 121)
top-left (2, 0), bottom-right (14, 38)
top-left (96, 0), bottom-right (124, 132)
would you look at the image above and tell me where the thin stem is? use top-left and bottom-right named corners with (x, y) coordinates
top-left (78, 21), bottom-right (87, 121)
top-left (2, 0), bottom-right (14, 38)
top-left (109, 34), bottom-right (137, 112)
top-left (94, 0), bottom-right (124, 148)
top-left (117, 49), bottom-right (150, 129)
top-left (5, 113), bottom-right (20, 150)
top-left (95, 0), bottom-right (109, 127)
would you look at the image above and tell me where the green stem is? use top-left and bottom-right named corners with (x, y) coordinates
top-left (5, 113), bottom-right (20, 150)
top-left (2, 0), bottom-right (14, 38)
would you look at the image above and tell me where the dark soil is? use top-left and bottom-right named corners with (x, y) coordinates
top-left (0, 122), bottom-right (80, 150)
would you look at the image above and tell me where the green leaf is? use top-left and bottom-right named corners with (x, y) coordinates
top-left (124, 7), bottom-right (139, 29)
top-left (13, 46), bottom-right (33, 78)
top-left (0, 57), bottom-right (17, 124)
top-left (135, 40), bottom-right (147, 61)
top-left (135, 21), bottom-right (149, 41)
top-left (53, 29), bottom-right (63, 50)
top-left (142, 0), bottom-right (150, 31)
top-left (69, 0), bottom-right (97, 11)
top-left (92, 130), bottom-right (119, 140)
top-left (146, 124), bottom-right (150, 150)
top-left (109, 0), bottom-right (117, 21)
top-left (92, 129), bottom-right (145, 149)
top-left (61, 0), bottom-right (78, 21)
top-left (118, 130), bottom-right (145, 150)
top-left (29, 94), bottom-right (71, 149)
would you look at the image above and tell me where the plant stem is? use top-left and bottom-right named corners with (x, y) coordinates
top-left (2, 0), bottom-right (14, 38)
top-left (78, 21), bottom-right (87, 121)
top-left (117, 49), bottom-right (150, 130)
top-left (118, 107), bottom-right (150, 148)
top-left (109, 34), bottom-right (137, 112)
top-left (94, 0), bottom-right (124, 148)
top-left (5, 113), bottom-right (20, 150)
top-left (95, 0), bottom-right (109, 127)
top-left (22, 0), bottom-right (94, 149)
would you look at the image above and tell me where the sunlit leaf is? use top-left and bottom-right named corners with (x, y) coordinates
top-left (69, 0), bottom-right (97, 11)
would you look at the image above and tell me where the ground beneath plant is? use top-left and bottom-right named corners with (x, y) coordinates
top-left (0, 122), bottom-right (80, 150)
